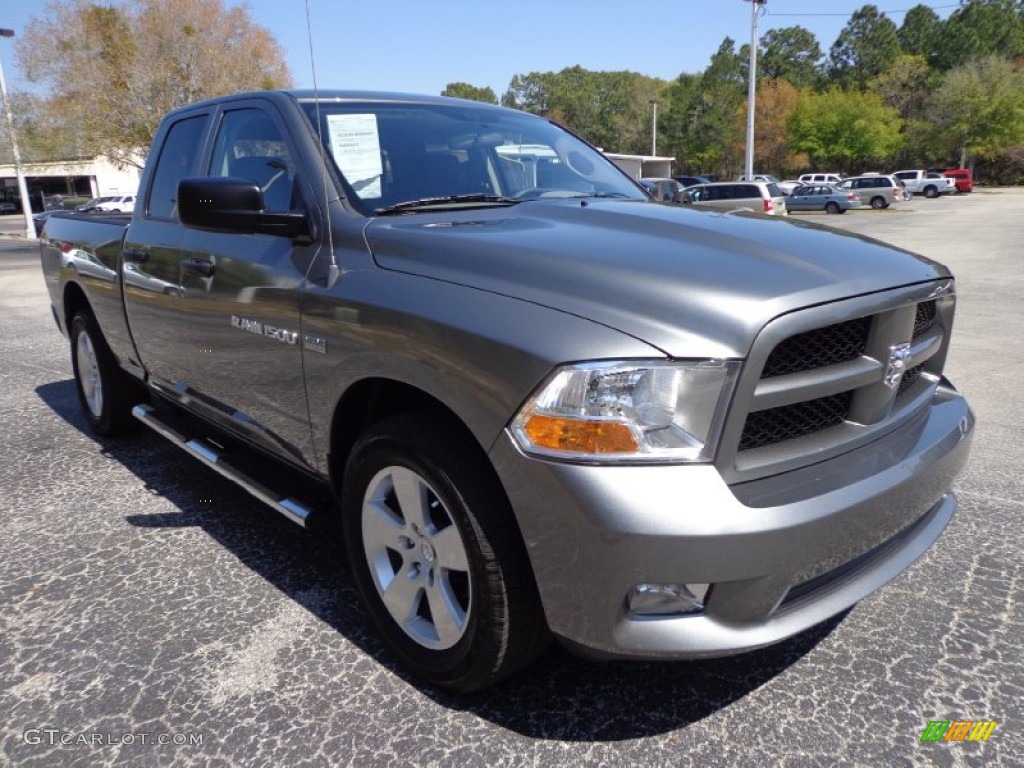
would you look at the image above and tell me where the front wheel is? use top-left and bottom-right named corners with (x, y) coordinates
top-left (341, 414), bottom-right (549, 692)
top-left (825, 201), bottom-right (841, 214)
top-left (70, 311), bottom-right (138, 436)
top-left (870, 196), bottom-right (887, 209)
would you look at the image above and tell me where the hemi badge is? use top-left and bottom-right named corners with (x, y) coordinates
top-left (303, 335), bottom-right (327, 354)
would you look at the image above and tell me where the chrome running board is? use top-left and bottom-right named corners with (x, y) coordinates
top-left (132, 404), bottom-right (312, 528)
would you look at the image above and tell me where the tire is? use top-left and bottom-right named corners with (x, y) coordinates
top-left (924, 186), bottom-right (938, 199)
top-left (341, 413), bottom-right (549, 692)
top-left (69, 311), bottom-right (138, 436)
top-left (825, 201), bottom-right (840, 214)
top-left (870, 196), bottom-right (887, 210)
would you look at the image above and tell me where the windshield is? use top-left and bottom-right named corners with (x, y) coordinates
top-left (300, 100), bottom-right (646, 214)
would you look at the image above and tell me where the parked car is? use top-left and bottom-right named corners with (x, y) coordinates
top-left (92, 194), bottom-right (136, 213)
top-left (776, 180), bottom-right (802, 196)
top-left (673, 175), bottom-right (711, 188)
top-left (76, 196), bottom-right (112, 212)
top-left (836, 175), bottom-right (905, 209)
top-left (798, 173), bottom-right (844, 185)
top-left (944, 168), bottom-right (973, 193)
top-left (893, 170), bottom-right (956, 198)
top-left (737, 174), bottom-right (781, 183)
top-left (639, 177), bottom-right (685, 202)
top-left (786, 184), bottom-right (862, 214)
top-left (683, 180), bottom-right (787, 215)
top-left (0, 201), bottom-right (19, 213)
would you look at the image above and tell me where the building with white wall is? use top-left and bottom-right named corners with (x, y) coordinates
top-left (0, 156), bottom-right (141, 210)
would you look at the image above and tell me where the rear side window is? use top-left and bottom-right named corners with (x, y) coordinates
top-left (146, 115), bottom-right (208, 220)
top-left (766, 183), bottom-right (781, 197)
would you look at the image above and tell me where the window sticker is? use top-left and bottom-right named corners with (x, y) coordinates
top-left (326, 114), bottom-right (383, 198)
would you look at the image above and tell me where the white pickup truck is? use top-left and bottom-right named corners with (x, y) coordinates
top-left (893, 170), bottom-right (956, 198)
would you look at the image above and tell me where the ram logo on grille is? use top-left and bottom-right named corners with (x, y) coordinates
top-left (884, 342), bottom-right (912, 389)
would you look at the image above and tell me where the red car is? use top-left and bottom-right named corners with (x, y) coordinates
top-left (944, 168), bottom-right (973, 193)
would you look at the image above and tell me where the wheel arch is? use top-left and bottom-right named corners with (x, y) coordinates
top-left (327, 377), bottom-right (492, 495)
top-left (63, 280), bottom-right (92, 334)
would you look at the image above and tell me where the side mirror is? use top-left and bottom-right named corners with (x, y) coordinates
top-left (177, 177), bottom-right (311, 241)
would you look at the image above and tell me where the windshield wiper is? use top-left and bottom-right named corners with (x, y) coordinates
top-left (374, 194), bottom-right (521, 215)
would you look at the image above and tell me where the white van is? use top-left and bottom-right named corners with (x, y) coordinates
top-left (798, 173), bottom-right (843, 185)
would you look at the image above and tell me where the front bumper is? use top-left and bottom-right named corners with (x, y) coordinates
top-left (489, 381), bottom-right (973, 659)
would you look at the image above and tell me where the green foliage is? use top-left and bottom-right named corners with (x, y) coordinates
top-left (759, 26), bottom-right (823, 89)
top-left (828, 5), bottom-right (903, 89)
top-left (898, 5), bottom-right (943, 58)
top-left (927, 55), bottom-right (1024, 164)
top-left (501, 66), bottom-right (666, 155)
top-left (787, 88), bottom-right (904, 169)
top-left (870, 54), bottom-right (936, 118)
top-left (676, 39), bottom-right (747, 174)
top-left (441, 83), bottom-right (498, 104)
top-left (936, 0), bottom-right (1024, 70)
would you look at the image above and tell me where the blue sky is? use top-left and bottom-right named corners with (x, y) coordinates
top-left (2, 1), bottom-right (959, 96)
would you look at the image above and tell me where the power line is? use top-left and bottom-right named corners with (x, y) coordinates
top-left (768, 3), bottom-right (960, 17)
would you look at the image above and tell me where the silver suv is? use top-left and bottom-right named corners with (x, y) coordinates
top-left (684, 180), bottom-right (787, 215)
top-left (837, 175), bottom-right (904, 209)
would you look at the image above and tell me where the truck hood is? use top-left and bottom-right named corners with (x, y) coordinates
top-left (363, 199), bottom-right (950, 358)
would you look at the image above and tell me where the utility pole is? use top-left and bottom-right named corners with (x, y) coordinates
top-left (743, 0), bottom-right (767, 180)
top-left (0, 28), bottom-right (34, 239)
top-left (650, 100), bottom-right (658, 157)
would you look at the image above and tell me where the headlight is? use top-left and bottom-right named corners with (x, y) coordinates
top-left (510, 360), bottom-right (740, 463)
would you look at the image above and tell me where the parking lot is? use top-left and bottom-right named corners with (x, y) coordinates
top-left (1, 190), bottom-right (1022, 767)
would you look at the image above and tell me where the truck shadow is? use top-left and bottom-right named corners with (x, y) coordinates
top-left (36, 378), bottom-right (847, 742)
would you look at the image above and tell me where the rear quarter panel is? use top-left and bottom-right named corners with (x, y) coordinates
top-left (40, 213), bottom-right (139, 376)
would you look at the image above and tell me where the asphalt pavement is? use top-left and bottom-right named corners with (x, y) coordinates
top-left (1, 193), bottom-right (1022, 767)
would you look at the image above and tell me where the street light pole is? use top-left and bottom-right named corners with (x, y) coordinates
top-left (743, 0), bottom-right (767, 180)
top-left (650, 100), bottom-right (658, 157)
top-left (0, 28), bottom-right (35, 240)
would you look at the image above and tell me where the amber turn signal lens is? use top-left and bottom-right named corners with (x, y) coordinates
top-left (522, 414), bottom-right (639, 454)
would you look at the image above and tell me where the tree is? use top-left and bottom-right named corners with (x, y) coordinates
top-left (928, 55), bottom-right (1024, 167)
top-left (738, 79), bottom-right (804, 174)
top-left (788, 88), bottom-right (904, 170)
top-left (936, 0), bottom-right (1024, 70)
top-left (17, 0), bottom-right (292, 167)
top-left (441, 83), bottom-right (498, 104)
top-left (870, 54), bottom-right (935, 118)
top-left (681, 38), bottom-right (747, 176)
top-left (501, 66), bottom-right (666, 153)
top-left (828, 5), bottom-right (903, 89)
top-left (898, 5), bottom-right (943, 59)
top-left (758, 26), bottom-right (823, 90)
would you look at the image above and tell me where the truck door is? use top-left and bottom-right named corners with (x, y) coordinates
top-left (122, 111), bottom-right (211, 395)
top-left (175, 103), bottom-right (318, 468)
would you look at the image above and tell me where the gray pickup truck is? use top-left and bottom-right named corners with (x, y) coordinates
top-left (41, 90), bottom-right (974, 692)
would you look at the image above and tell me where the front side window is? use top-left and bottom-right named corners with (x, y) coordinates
top-left (147, 115), bottom-right (208, 220)
top-left (209, 108), bottom-right (294, 212)
top-left (301, 101), bottom-right (646, 215)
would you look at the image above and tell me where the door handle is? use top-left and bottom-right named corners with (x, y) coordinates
top-left (181, 258), bottom-right (215, 277)
top-left (123, 247), bottom-right (148, 263)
